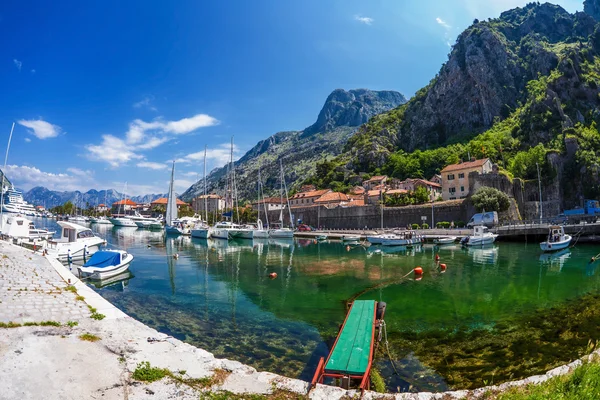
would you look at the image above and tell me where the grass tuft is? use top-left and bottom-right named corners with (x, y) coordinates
top-left (132, 361), bottom-right (169, 382)
top-left (79, 333), bottom-right (101, 342)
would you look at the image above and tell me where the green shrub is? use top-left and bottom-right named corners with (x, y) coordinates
top-left (411, 223), bottom-right (420, 229)
top-left (132, 361), bottom-right (169, 382)
top-left (421, 223), bottom-right (429, 229)
top-left (436, 221), bottom-right (451, 229)
top-left (471, 186), bottom-right (510, 212)
top-left (455, 220), bottom-right (465, 228)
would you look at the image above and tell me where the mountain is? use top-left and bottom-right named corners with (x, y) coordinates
top-left (23, 187), bottom-right (166, 209)
top-left (315, 1), bottom-right (600, 204)
top-left (181, 89), bottom-right (406, 201)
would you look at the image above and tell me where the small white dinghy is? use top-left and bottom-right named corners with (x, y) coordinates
top-left (433, 236), bottom-right (457, 245)
top-left (540, 225), bottom-right (572, 252)
top-left (77, 250), bottom-right (134, 280)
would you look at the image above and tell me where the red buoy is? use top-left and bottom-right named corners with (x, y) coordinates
top-left (440, 263), bottom-right (447, 272)
top-left (435, 254), bottom-right (440, 262)
top-left (414, 267), bottom-right (423, 280)
top-left (269, 272), bottom-right (278, 279)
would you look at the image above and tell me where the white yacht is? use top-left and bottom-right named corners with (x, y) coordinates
top-left (1, 215), bottom-right (55, 240)
top-left (108, 216), bottom-right (138, 227)
top-left (191, 221), bottom-right (211, 239)
top-left (1, 186), bottom-right (37, 216)
top-left (210, 221), bottom-right (253, 240)
top-left (268, 221), bottom-right (294, 239)
top-left (45, 221), bottom-right (106, 262)
top-left (540, 225), bottom-right (572, 252)
top-left (247, 220), bottom-right (269, 238)
top-left (91, 216), bottom-right (112, 225)
top-left (461, 225), bottom-right (498, 246)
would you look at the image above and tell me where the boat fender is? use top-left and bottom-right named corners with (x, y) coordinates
top-left (435, 254), bottom-right (440, 262)
top-left (173, 253), bottom-right (179, 259)
top-left (269, 272), bottom-right (278, 279)
top-left (147, 244), bottom-right (151, 248)
top-left (346, 245), bottom-right (350, 251)
top-left (376, 301), bottom-right (387, 320)
top-left (440, 263), bottom-right (447, 272)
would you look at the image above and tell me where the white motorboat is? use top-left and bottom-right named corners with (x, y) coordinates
top-left (108, 217), bottom-right (137, 227)
top-left (247, 219), bottom-right (269, 238)
top-left (90, 216), bottom-right (112, 225)
top-left (433, 236), bottom-right (457, 245)
top-left (191, 221), bottom-right (211, 239)
top-left (210, 221), bottom-right (253, 239)
top-left (1, 215), bottom-right (55, 240)
top-left (45, 221), bottom-right (106, 262)
top-left (69, 216), bottom-right (89, 224)
top-left (77, 250), bottom-right (133, 280)
top-left (1, 186), bottom-right (37, 215)
top-left (269, 224), bottom-right (294, 239)
top-left (341, 235), bottom-right (361, 242)
top-left (461, 225), bottom-right (498, 246)
top-left (540, 225), bottom-right (572, 252)
top-left (134, 220), bottom-right (153, 228)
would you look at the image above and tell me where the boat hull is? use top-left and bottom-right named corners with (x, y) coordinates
top-left (78, 254), bottom-right (133, 280)
top-left (540, 235), bottom-right (572, 252)
top-left (47, 241), bottom-right (105, 262)
top-left (229, 229), bottom-right (254, 239)
top-left (252, 230), bottom-right (269, 238)
top-left (464, 236), bottom-right (497, 246)
top-left (108, 218), bottom-right (137, 227)
top-left (191, 228), bottom-right (210, 239)
top-left (433, 237), bottom-right (456, 245)
top-left (269, 229), bottom-right (294, 238)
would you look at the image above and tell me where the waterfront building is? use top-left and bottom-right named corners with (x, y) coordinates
top-left (151, 197), bottom-right (190, 216)
top-left (111, 199), bottom-right (138, 216)
top-left (191, 194), bottom-right (225, 215)
top-left (289, 189), bottom-right (331, 208)
top-left (365, 189), bottom-right (385, 205)
top-left (393, 178), bottom-right (442, 201)
top-left (250, 197), bottom-right (286, 212)
top-left (441, 158), bottom-right (493, 200)
top-left (96, 203), bottom-right (108, 213)
top-left (314, 192), bottom-right (350, 207)
top-left (430, 174), bottom-right (443, 186)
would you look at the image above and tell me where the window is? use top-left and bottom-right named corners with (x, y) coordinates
top-left (458, 173), bottom-right (465, 179)
top-left (449, 187), bottom-right (456, 194)
top-left (460, 186), bottom-right (465, 192)
top-left (447, 174), bottom-right (455, 180)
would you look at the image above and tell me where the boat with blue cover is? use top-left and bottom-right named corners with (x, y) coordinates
top-left (77, 250), bottom-right (134, 280)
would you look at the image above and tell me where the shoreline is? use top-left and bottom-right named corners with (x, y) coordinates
top-left (1, 240), bottom-right (599, 399)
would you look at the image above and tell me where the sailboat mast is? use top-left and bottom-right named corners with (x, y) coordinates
top-left (0, 122), bottom-right (15, 229)
top-left (203, 145), bottom-right (208, 222)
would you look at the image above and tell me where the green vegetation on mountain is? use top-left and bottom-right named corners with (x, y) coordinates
top-left (471, 186), bottom-right (511, 212)
top-left (310, 1), bottom-right (600, 205)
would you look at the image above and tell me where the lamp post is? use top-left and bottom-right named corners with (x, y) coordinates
top-left (536, 162), bottom-right (543, 224)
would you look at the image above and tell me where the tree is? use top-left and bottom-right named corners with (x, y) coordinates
top-left (471, 186), bottom-right (510, 213)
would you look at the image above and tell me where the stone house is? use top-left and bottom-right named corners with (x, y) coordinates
top-left (250, 197), bottom-right (286, 212)
top-left (441, 158), bottom-right (493, 200)
top-left (289, 189), bottom-right (331, 208)
top-left (191, 194), bottom-right (225, 215)
top-left (362, 175), bottom-right (388, 191)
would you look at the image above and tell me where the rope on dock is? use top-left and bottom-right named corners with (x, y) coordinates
top-left (570, 227), bottom-right (585, 248)
top-left (346, 269), bottom-right (415, 304)
top-left (378, 320), bottom-right (401, 377)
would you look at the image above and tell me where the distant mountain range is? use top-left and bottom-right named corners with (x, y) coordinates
top-left (23, 187), bottom-right (166, 209)
top-left (181, 88), bottom-right (406, 201)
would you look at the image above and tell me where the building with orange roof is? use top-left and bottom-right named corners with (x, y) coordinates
top-left (111, 199), bottom-right (138, 215)
top-left (289, 189), bottom-right (331, 208)
top-left (314, 192), bottom-right (350, 207)
top-left (365, 188), bottom-right (385, 205)
top-left (441, 158), bottom-right (492, 200)
top-left (250, 197), bottom-right (286, 212)
top-left (393, 178), bottom-right (442, 201)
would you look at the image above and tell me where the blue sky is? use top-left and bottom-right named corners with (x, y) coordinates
top-left (0, 0), bottom-right (583, 196)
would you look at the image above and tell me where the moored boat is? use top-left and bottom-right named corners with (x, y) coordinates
top-left (433, 236), bottom-right (457, 245)
top-left (460, 225), bottom-right (498, 246)
top-left (540, 225), bottom-right (572, 252)
top-left (45, 221), bottom-right (106, 262)
top-left (316, 234), bottom-right (328, 241)
top-left (77, 250), bottom-right (134, 280)
top-left (108, 217), bottom-right (137, 227)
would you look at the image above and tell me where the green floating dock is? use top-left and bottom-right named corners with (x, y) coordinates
top-left (325, 300), bottom-right (375, 375)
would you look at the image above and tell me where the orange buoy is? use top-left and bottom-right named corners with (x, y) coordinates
top-left (269, 272), bottom-right (278, 279)
top-left (435, 254), bottom-right (440, 262)
top-left (414, 267), bottom-right (423, 279)
top-left (346, 245), bottom-right (351, 251)
top-left (440, 263), bottom-right (447, 272)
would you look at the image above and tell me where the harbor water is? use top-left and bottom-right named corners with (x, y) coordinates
top-left (33, 218), bottom-right (600, 392)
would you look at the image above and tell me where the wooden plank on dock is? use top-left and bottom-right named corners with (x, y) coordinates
top-left (325, 300), bottom-right (375, 375)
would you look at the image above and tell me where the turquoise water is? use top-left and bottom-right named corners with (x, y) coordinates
top-left (33, 218), bottom-right (600, 391)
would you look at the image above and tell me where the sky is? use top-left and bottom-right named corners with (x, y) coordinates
top-left (0, 0), bottom-right (584, 196)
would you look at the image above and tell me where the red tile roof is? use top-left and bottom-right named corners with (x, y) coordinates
top-left (350, 186), bottom-right (365, 195)
top-left (413, 178), bottom-right (442, 188)
top-left (366, 175), bottom-right (387, 182)
top-left (367, 189), bottom-right (384, 197)
top-left (98, 204), bottom-right (106, 207)
top-left (151, 197), bottom-right (188, 205)
top-left (290, 189), bottom-right (330, 199)
top-left (315, 192), bottom-right (350, 203)
top-left (386, 189), bottom-right (409, 195)
top-left (441, 158), bottom-right (490, 173)
top-left (251, 197), bottom-right (286, 205)
top-left (112, 199), bottom-right (137, 206)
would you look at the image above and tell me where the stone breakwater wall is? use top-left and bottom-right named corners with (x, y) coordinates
top-left (268, 200), bottom-right (468, 229)
top-left (3, 241), bottom-right (599, 399)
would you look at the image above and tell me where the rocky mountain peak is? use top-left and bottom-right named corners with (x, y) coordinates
top-left (585, 0), bottom-right (600, 20)
top-left (302, 89), bottom-right (406, 137)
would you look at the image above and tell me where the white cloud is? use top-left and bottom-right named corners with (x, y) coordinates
top-left (354, 15), bottom-right (373, 25)
top-left (137, 161), bottom-right (168, 170)
top-left (3, 165), bottom-right (96, 192)
top-left (110, 181), bottom-right (165, 196)
top-left (13, 59), bottom-right (22, 71)
top-left (176, 142), bottom-right (239, 169)
top-left (24, 138), bottom-right (31, 143)
top-left (18, 119), bottom-right (62, 139)
top-left (133, 96), bottom-right (157, 111)
top-left (182, 171), bottom-right (200, 177)
top-left (174, 179), bottom-right (194, 192)
top-left (436, 17), bottom-right (451, 29)
top-left (86, 113), bottom-right (219, 167)
top-left (86, 134), bottom-right (143, 168)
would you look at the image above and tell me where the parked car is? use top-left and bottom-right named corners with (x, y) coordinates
top-left (550, 214), bottom-right (568, 224)
top-left (467, 211), bottom-right (498, 228)
top-left (297, 224), bottom-right (312, 232)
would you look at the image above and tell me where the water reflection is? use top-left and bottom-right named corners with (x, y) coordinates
top-left (539, 248), bottom-right (571, 274)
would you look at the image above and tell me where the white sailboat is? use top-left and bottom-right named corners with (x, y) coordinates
top-left (108, 185), bottom-right (137, 227)
top-left (165, 161), bottom-right (183, 235)
top-left (269, 160), bottom-right (294, 239)
top-left (191, 146), bottom-right (211, 239)
top-left (251, 165), bottom-right (269, 238)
